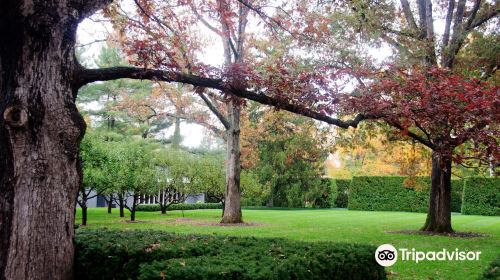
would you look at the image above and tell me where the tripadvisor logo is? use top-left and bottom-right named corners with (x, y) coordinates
top-left (375, 244), bottom-right (398, 267)
top-left (375, 244), bottom-right (481, 267)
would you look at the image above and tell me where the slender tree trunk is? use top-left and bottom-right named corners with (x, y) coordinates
top-left (81, 205), bottom-right (88, 226)
top-left (118, 194), bottom-right (125, 218)
top-left (172, 117), bottom-right (181, 148)
top-left (221, 99), bottom-right (242, 223)
top-left (0, 2), bottom-right (86, 279)
top-left (80, 189), bottom-right (88, 226)
top-left (107, 194), bottom-right (113, 214)
top-left (221, 200), bottom-right (225, 217)
top-left (421, 151), bottom-right (453, 233)
top-left (130, 195), bottom-right (138, 221)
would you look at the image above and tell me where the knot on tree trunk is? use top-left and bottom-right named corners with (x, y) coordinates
top-left (3, 106), bottom-right (28, 128)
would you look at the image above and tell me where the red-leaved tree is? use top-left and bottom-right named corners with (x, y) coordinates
top-left (343, 66), bottom-right (499, 232)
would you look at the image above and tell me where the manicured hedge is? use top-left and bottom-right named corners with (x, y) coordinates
top-left (348, 176), bottom-right (463, 213)
top-left (348, 176), bottom-right (428, 212)
top-left (136, 203), bottom-right (223, 212)
top-left (332, 179), bottom-right (350, 208)
top-left (462, 178), bottom-right (500, 216)
top-left (74, 229), bottom-right (386, 280)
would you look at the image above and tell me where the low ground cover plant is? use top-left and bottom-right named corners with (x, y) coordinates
top-left (74, 229), bottom-right (385, 280)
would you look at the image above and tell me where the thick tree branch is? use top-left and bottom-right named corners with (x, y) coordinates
top-left (75, 66), bottom-right (370, 129)
top-left (71, 0), bottom-right (113, 21)
top-left (424, 0), bottom-right (437, 65)
top-left (443, 0), bottom-right (466, 68)
top-left (417, 0), bottom-right (428, 39)
top-left (468, 6), bottom-right (500, 30)
top-left (400, 0), bottom-right (419, 31)
top-left (442, 0), bottom-right (455, 49)
top-left (465, 0), bottom-right (482, 29)
top-left (389, 121), bottom-right (435, 149)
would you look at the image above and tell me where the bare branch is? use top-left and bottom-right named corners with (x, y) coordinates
top-left (389, 121), bottom-right (435, 149)
top-left (76, 39), bottom-right (109, 48)
top-left (189, 4), bottom-right (222, 35)
top-left (197, 89), bottom-right (230, 129)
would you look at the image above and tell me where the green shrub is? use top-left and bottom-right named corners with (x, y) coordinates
top-left (462, 178), bottom-right (500, 216)
top-left (136, 203), bottom-right (223, 212)
top-left (75, 229), bottom-right (386, 280)
top-left (332, 179), bottom-right (350, 208)
top-left (306, 178), bottom-right (336, 208)
top-left (478, 256), bottom-right (500, 279)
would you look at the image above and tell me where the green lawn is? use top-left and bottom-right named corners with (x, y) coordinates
top-left (76, 208), bottom-right (499, 280)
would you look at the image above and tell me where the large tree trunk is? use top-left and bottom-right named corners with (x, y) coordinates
top-left (221, 99), bottom-right (242, 223)
top-left (421, 151), bottom-right (453, 233)
top-left (0, 1), bottom-right (86, 279)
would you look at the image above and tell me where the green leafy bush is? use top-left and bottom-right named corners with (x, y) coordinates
top-left (136, 203), bottom-right (223, 212)
top-left (478, 256), bottom-right (500, 279)
top-left (304, 178), bottom-right (336, 208)
top-left (332, 179), bottom-right (351, 208)
top-left (462, 178), bottom-right (500, 216)
top-left (75, 229), bottom-right (386, 280)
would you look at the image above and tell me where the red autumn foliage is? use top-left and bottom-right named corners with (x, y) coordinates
top-left (343, 66), bottom-right (499, 165)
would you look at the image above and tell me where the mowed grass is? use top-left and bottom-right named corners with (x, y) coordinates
top-left (76, 208), bottom-right (499, 280)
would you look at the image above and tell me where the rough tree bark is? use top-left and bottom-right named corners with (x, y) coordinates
top-left (421, 151), bottom-right (453, 233)
top-left (221, 98), bottom-right (243, 223)
top-left (0, 1), bottom-right (97, 278)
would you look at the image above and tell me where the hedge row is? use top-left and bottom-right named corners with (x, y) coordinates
top-left (136, 203), bottom-right (223, 212)
top-left (74, 229), bottom-right (386, 280)
top-left (346, 177), bottom-right (464, 213)
top-left (331, 179), bottom-right (350, 208)
top-left (462, 178), bottom-right (500, 216)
